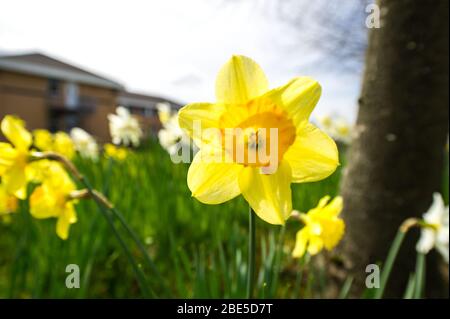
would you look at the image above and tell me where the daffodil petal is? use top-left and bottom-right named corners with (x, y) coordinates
top-left (215, 55), bottom-right (269, 105)
top-left (317, 195), bottom-right (331, 208)
top-left (322, 218), bottom-right (345, 250)
top-left (0, 142), bottom-right (17, 170)
top-left (307, 236), bottom-right (324, 255)
top-left (30, 186), bottom-right (59, 218)
top-left (284, 122), bottom-right (339, 183)
top-left (178, 102), bottom-right (225, 145)
top-left (1, 115), bottom-right (32, 151)
top-left (33, 129), bottom-right (53, 151)
top-left (188, 151), bottom-right (243, 204)
top-left (238, 161), bottom-right (292, 225)
top-left (416, 229), bottom-right (436, 254)
top-left (56, 215), bottom-right (70, 240)
top-left (2, 165), bottom-right (27, 199)
top-left (263, 77), bottom-right (321, 125)
top-left (292, 228), bottom-right (309, 258)
top-left (67, 205), bottom-right (78, 224)
top-left (53, 132), bottom-right (75, 159)
top-left (323, 196), bottom-right (343, 217)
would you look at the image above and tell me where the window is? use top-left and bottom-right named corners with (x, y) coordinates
top-left (65, 82), bottom-right (79, 109)
top-left (48, 79), bottom-right (60, 96)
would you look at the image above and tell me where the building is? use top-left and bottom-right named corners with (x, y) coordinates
top-left (118, 91), bottom-right (182, 136)
top-left (0, 52), bottom-right (182, 142)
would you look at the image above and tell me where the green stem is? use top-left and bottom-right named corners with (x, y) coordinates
top-left (109, 206), bottom-right (172, 296)
top-left (403, 273), bottom-right (416, 299)
top-left (292, 253), bottom-right (307, 298)
top-left (374, 230), bottom-right (406, 299)
top-left (374, 218), bottom-right (422, 299)
top-left (413, 252), bottom-right (426, 298)
top-left (247, 206), bottom-right (256, 299)
top-left (79, 176), bottom-right (155, 298)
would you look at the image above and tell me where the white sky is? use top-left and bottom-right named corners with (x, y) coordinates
top-left (0, 0), bottom-right (363, 122)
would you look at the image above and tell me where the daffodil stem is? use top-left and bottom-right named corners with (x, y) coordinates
top-left (108, 205), bottom-right (172, 296)
top-left (79, 176), bottom-right (156, 298)
top-left (247, 206), bottom-right (256, 299)
top-left (375, 218), bottom-right (420, 299)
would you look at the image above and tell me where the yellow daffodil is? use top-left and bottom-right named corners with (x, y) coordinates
top-left (104, 143), bottom-right (128, 161)
top-left (30, 162), bottom-right (78, 240)
top-left (0, 115), bottom-right (34, 199)
top-left (33, 129), bottom-right (53, 151)
top-left (178, 55), bottom-right (339, 225)
top-left (53, 132), bottom-right (75, 159)
top-left (0, 182), bottom-right (18, 215)
top-left (33, 129), bottom-right (75, 159)
top-left (292, 196), bottom-right (345, 258)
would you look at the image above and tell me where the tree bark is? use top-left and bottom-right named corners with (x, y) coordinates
top-left (340, 0), bottom-right (449, 297)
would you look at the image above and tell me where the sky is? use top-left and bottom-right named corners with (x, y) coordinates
top-left (0, 0), bottom-right (365, 122)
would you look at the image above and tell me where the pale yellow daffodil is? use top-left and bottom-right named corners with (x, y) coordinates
top-left (33, 129), bottom-right (75, 159)
top-left (178, 55), bottom-right (339, 225)
top-left (0, 115), bottom-right (34, 199)
top-left (29, 162), bottom-right (79, 240)
top-left (53, 132), bottom-right (76, 159)
top-left (292, 196), bottom-right (345, 258)
top-left (0, 182), bottom-right (18, 215)
top-left (157, 102), bottom-right (172, 125)
top-left (104, 143), bottom-right (128, 161)
top-left (33, 129), bottom-right (53, 151)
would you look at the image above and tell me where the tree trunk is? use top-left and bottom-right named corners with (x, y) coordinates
top-left (340, 0), bottom-right (449, 297)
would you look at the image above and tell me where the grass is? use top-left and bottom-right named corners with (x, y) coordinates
top-left (0, 139), bottom-right (446, 298)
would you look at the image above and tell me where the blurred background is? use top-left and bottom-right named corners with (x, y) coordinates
top-left (0, 0), bottom-right (370, 136)
top-left (0, 0), bottom-right (448, 299)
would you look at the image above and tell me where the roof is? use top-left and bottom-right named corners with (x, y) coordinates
top-left (0, 52), bottom-right (124, 90)
top-left (118, 91), bottom-right (183, 110)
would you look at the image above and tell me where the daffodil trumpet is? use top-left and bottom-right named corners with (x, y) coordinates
top-left (30, 151), bottom-right (83, 180)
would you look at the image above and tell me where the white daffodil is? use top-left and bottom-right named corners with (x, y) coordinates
top-left (157, 102), bottom-right (171, 125)
top-left (70, 127), bottom-right (99, 160)
top-left (333, 118), bottom-right (352, 144)
top-left (157, 103), bottom-right (195, 157)
top-left (158, 112), bottom-right (193, 156)
top-left (317, 114), bottom-right (334, 132)
top-left (316, 114), bottom-right (353, 145)
top-left (416, 193), bottom-right (449, 263)
top-left (108, 106), bottom-right (143, 147)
